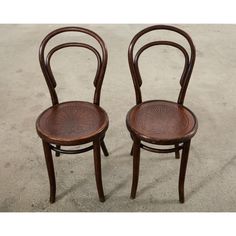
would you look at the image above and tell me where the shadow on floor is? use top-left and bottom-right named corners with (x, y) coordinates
top-left (106, 177), bottom-right (130, 200)
top-left (185, 155), bottom-right (236, 201)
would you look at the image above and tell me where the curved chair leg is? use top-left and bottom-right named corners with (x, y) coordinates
top-left (130, 143), bottom-right (134, 156)
top-left (130, 138), bottom-right (141, 199)
top-left (93, 139), bottom-right (105, 202)
top-left (101, 139), bottom-right (109, 157)
top-left (42, 141), bottom-right (56, 203)
top-left (178, 140), bottom-right (191, 203)
top-left (175, 144), bottom-right (180, 159)
top-left (55, 145), bottom-right (60, 157)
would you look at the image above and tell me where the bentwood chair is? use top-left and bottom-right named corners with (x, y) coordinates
top-left (36, 27), bottom-right (109, 203)
top-left (126, 25), bottom-right (198, 203)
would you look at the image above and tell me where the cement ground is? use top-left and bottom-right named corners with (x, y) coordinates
top-left (0, 24), bottom-right (236, 212)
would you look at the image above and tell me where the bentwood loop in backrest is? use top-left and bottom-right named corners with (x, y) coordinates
top-left (128, 24), bottom-right (196, 105)
top-left (39, 26), bottom-right (108, 106)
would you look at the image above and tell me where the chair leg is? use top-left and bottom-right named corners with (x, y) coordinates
top-left (55, 145), bottom-right (60, 157)
top-left (93, 139), bottom-right (105, 202)
top-left (101, 139), bottom-right (109, 157)
top-left (42, 141), bottom-right (56, 203)
top-left (175, 144), bottom-right (180, 159)
top-left (178, 140), bottom-right (191, 203)
top-left (130, 143), bottom-right (134, 156)
top-left (130, 138), bottom-right (141, 199)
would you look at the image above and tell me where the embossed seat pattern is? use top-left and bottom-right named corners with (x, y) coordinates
top-left (127, 100), bottom-right (197, 145)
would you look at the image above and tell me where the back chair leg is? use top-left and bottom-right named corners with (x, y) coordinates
top-left (93, 139), bottom-right (105, 202)
top-left (130, 143), bottom-right (134, 156)
top-left (130, 138), bottom-right (141, 199)
top-left (42, 141), bottom-right (56, 203)
top-left (101, 139), bottom-right (109, 157)
top-left (175, 144), bottom-right (180, 159)
top-left (178, 140), bottom-right (191, 203)
top-left (55, 145), bottom-right (60, 157)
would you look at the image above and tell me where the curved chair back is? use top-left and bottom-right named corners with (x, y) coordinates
top-left (39, 27), bottom-right (108, 106)
top-left (128, 25), bottom-right (196, 104)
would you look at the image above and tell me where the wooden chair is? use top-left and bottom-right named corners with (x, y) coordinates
top-left (36, 27), bottom-right (109, 203)
top-left (126, 25), bottom-right (198, 203)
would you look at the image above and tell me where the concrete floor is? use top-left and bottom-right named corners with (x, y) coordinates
top-left (0, 24), bottom-right (236, 212)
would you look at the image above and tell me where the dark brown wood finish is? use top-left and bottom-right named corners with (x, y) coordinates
top-left (130, 138), bottom-right (141, 199)
top-left (93, 139), bottom-right (105, 202)
top-left (36, 27), bottom-right (109, 203)
top-left (36, 101), bottom-right (109, 146)
top-left (42, 141), bottom-right (56, 203)
top-left (126, 25), bottom-right (198, 203)
top-left (179, 140), bottom-right (191, 203)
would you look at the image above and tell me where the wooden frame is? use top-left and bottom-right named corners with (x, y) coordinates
top-left (127, 25), bottom-right (198, 203)
top-left (36, 27), bottom-right (109, 203)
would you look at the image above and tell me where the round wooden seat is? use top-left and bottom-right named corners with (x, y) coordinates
top-left (127, 25), bottom-right (197, 203)
top-left (36, 101), bottom-right (109, 146)
top-left (126, 100), bottom-right (198, 145)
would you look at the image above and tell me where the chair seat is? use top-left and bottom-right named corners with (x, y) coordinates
top-left (36, 101), bottom-right (109, 145)
top-left (126, 100), bottom-right (198, 145)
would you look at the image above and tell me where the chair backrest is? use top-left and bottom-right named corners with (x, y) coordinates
top-left (39, 27), bottom-right (108, 106)
top-left (128, 25), bottom-right (196, 105)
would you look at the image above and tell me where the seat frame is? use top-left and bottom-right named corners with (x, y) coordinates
top-left (127, 25), bottom-right (197, 203)
top-left (37, 27), bottom-right (109, 203)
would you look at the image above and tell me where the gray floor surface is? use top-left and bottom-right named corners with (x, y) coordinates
top-left (0, 24), bottom-right (236, 212)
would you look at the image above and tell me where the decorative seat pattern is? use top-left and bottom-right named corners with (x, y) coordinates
top-left (126, 100), bottom-right (197, 145)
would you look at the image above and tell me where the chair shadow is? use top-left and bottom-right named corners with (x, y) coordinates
top-left (135, 198), bottom-right (179, 206)
top-left (105, 177), bottom-right (130, 200)
top-left (185, 155), bottom-right (236, 201)
top-left (108, 151), bottom-right (133, 159)
top-left (56, 179), bottom-right (87, 201)
top-left (137, 153), bottom-right (236, 204)
top-left (110, 150), bottom-right (177, 161)
top-left (107, 136), bottom-right (135, 154)
top-left (137, 168), bottom-right (178, 198)
top-left (54, 153), bottom-right (236, 204)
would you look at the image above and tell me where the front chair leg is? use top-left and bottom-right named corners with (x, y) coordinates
top-left (93, 139), bottom-right (105, 202)
top-left (178, 140), bottom-right (191, 203)
top-left (175, 144), bottom-right (180, 159)
top-left (130, 138), bottom-right (141, 199)
top-left (42, 141), bottom-right (56, 203)
top-left (101, 139), bottom-right (109, 157)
